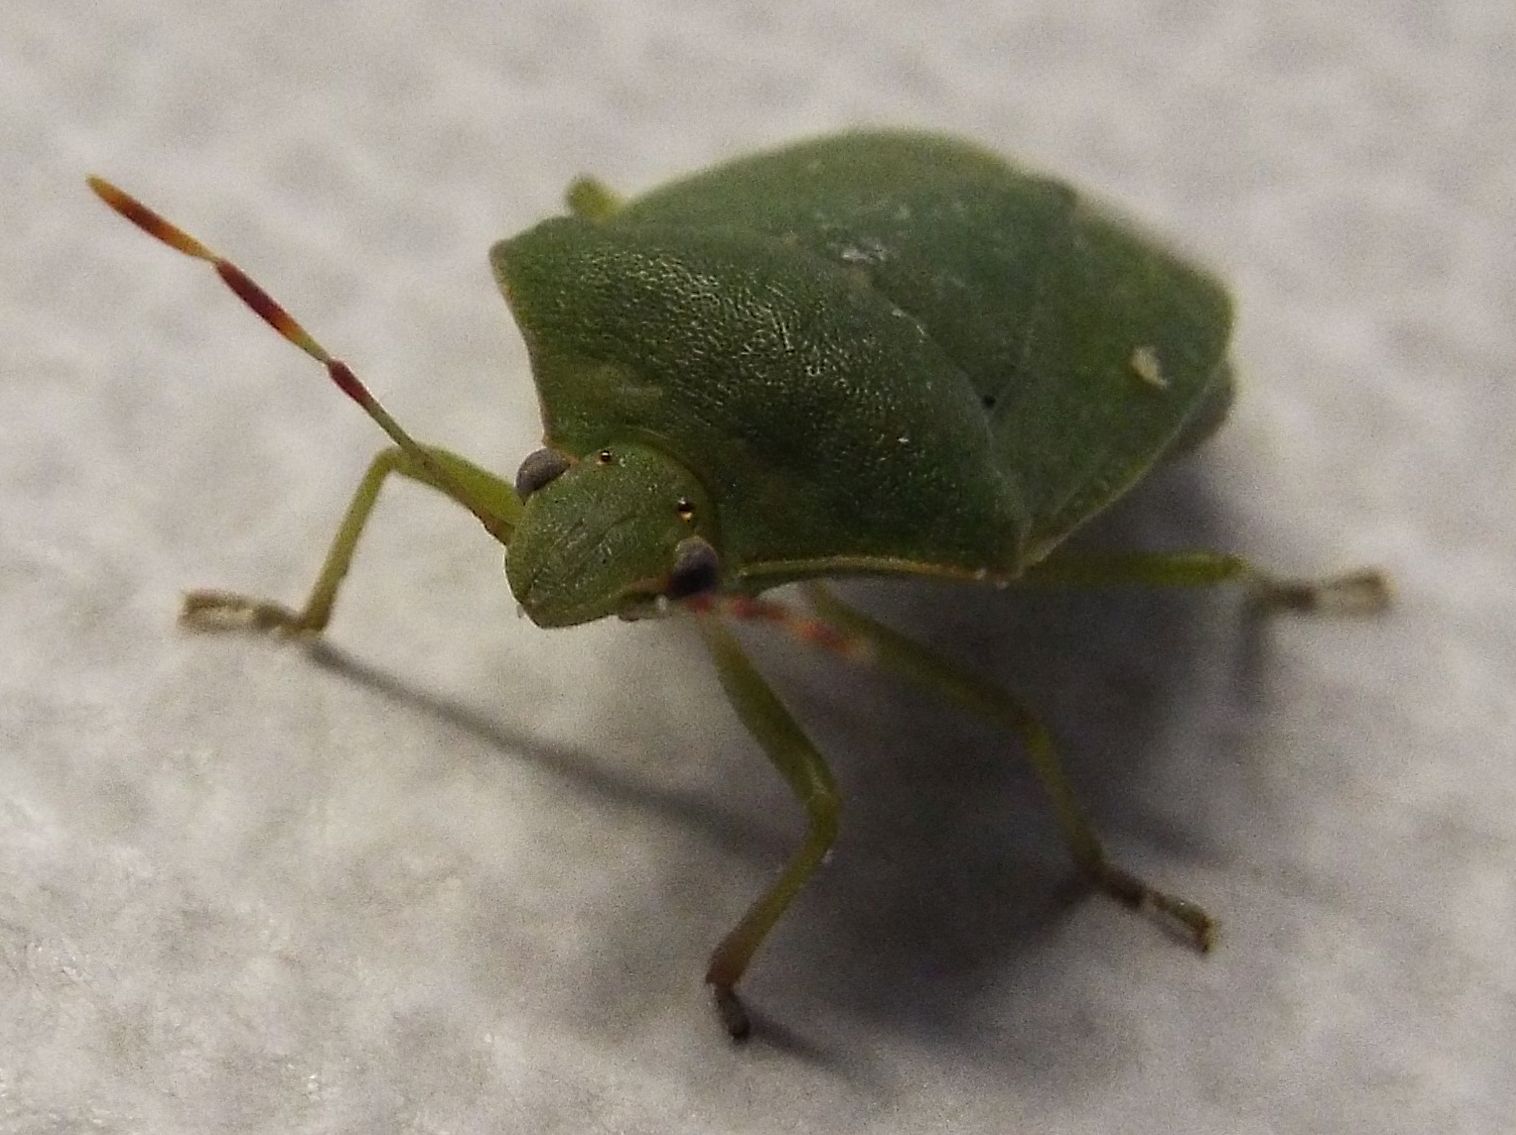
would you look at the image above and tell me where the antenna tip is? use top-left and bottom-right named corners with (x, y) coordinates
top-left (85, 175), bottom-right (213, 260)
top-left (86, 174), bottom-right (145, 226)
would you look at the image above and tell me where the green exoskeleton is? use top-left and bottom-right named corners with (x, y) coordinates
top-left (91, 131), bottom-right (1388, 1039)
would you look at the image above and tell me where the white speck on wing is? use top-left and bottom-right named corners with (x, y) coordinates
top-left (838, 237), bottom-right (889, 265)
top-left (1129, 345), bottom-right (1168, 389)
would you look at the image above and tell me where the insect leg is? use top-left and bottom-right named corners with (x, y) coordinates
top-left (183, 444), bottom-right (518, 636)
top-left (801, 583), bottom-right (1215, 951)
top-left (695, 615), bottom-right (841, 1040)
top-left (1019, 552), bottom-right (1390, 614)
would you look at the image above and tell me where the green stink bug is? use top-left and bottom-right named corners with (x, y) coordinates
top-left (90, 130), bottom-right (1387, 1039)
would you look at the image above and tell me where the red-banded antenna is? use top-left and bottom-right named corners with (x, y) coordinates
top-left (681, 593), bottom-right (874, 663)
top-left (86, 176), bottom-right (513, 544)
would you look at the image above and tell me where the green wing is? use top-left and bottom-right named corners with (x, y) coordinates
top-left (612, 130), bottom-right (1234, 557)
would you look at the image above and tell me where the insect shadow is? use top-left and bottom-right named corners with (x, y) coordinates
top-left (305, 452), bottom-right (1267, 1069)
top-left (689, 453), bottom-right (1274, 1066)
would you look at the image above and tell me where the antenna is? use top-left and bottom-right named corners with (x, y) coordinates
top-left (86, 176), bottom-right (513, 544)
top-left (682, 593), bottom-right (875, 663)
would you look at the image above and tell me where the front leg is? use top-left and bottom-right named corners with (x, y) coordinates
top-left (183, 444), bottom-right (519, 636)
top-left (696, 615), bottom-right (841, 1040)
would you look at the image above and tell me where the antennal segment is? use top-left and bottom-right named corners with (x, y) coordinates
top-left (681, 593), bottom-right (875, 663)
top-left (86, 176), bottom-right (514, 545)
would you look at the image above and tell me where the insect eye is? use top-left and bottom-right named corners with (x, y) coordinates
top-left (515, 447), bottom-right (573, 499)
top-left (596, 448), bottom-right (615, 465)
top-left (666, 537), bottom-right (720, 599)
top-left (675, 497), bottom-right (696, 521)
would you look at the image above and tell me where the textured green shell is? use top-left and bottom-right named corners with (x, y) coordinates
top-left (491, 130), bottom-right (1234, 584)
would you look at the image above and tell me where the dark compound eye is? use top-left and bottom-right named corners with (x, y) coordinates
top-left (675, 497), bottom-right (696, 521)
top-left (666, 536), bottom-right (720, 599)
top-left (596, 448), bottom-right (615, 465)
top-left (515, 447), bottom-right (573, 500)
